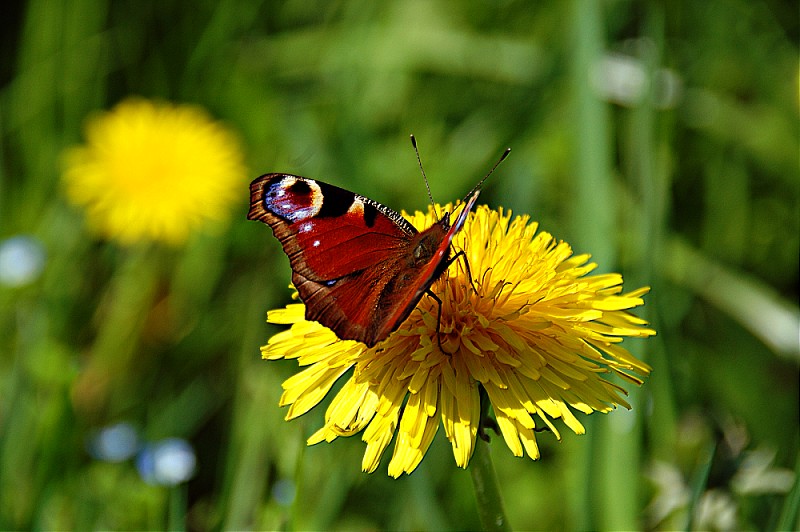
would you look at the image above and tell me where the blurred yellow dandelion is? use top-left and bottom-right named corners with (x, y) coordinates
top-left (263, 205), bottom-right (655, 477)
top-left (62, 98), bottom-right (245, 245)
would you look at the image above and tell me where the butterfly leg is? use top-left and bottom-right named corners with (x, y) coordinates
top-left (446, 249), bottom-right (477, 294)
top-left (425, 288), bottom-right (448, 353)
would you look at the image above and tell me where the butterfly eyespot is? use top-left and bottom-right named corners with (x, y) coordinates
top-left (264, 176), bottom-right (323, 222)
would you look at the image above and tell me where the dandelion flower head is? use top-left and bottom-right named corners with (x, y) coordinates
top-left (264, 204), bottom-right (655, 477)
top-left (63, 98), bottom-right (245, 245)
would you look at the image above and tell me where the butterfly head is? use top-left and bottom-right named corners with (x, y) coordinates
top-left (451, 189), bottom-right (481, 234)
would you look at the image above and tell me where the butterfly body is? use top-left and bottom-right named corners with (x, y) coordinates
top-left (248, 173), bottom-right (478, 347)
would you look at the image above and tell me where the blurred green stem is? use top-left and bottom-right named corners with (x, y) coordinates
top-left (776, 449), bottom-right (800, 531)
top-left (569, 0), bottom-right (617, 529)
top-left (72, 244), bottom-right (161, 416)
top-left (686, 439), bottom-right (716, 531)
top-left (469, 438), bottom-right (511, 532)
top-left (168, 483), bottom-right (187, 532)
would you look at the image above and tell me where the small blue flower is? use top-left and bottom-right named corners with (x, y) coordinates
top-left (271, 478), bottom-right (296, 506)
top-left (0, 235), bottom-right (45, 287)
top-left (88, 422), bottom-right (140, 462)
top-left (136, 438), bottom-right (196, 486)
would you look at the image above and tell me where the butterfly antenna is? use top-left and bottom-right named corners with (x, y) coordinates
top-left (410, 135), bottom-right (439, 216)
top-left (463, 146), bottom-right (512, 202)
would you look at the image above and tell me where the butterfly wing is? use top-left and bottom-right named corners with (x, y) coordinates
top-left (248, 174), bottom-right (420, 345)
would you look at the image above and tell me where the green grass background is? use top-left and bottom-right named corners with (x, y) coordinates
top-left (1, 1), bottom-right (798, 530)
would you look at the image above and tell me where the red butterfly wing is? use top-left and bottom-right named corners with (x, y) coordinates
top-left (249, 173), bottom-right (478, 347)
top-left (249, 174), bottom-right (414, 345)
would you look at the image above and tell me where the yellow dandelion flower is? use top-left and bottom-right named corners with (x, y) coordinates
top-left (263, 204), bottom-right (655, 477)
top-left (62, 98), bottom-right (245, 245)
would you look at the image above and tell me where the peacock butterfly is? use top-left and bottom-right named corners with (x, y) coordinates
top-left (248, 137), bottom-right (509, 348)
